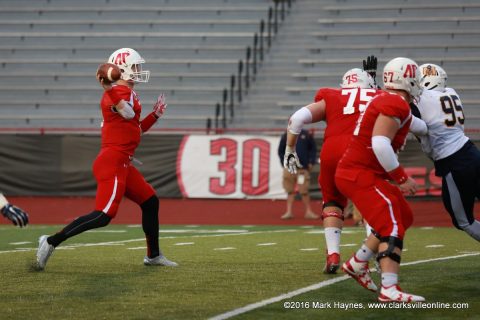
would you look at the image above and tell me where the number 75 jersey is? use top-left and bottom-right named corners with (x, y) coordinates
top-left (314, 87), bottom-right (381, 141)
top-left (416, 88), bottom-right (469, 161)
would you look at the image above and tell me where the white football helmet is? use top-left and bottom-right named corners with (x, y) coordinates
top-left (419, 63), bottom-right (447, 91)
top-left (340, 68), bottom-right (376, 89)
top-left (383, 57), bottom-right (422, 100)
top-left (108, 48), bottom-right (150, 83)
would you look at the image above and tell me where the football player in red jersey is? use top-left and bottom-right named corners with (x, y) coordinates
top-left (335, 57), bottom-right (425, 302)
top-left (284, 68), bottom-right (380, 274)
top-left (36, 48), bottom-right (177, 270)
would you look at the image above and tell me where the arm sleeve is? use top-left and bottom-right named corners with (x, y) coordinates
top-left (140, 112), bottom-right (159, 133)
top-left (115, 102), bottom-right (135, 120)
top-left (410, 115), bottom-right (428, 136)
top-left (288, 107), bottom-right (313, 134)
top-left (371, 135), bottom-right (399, 172)
top-left (278, 133), bottom-right (287, 166)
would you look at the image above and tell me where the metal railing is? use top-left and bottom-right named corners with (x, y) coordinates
top-left (210, 0), bottom-right (293, 134)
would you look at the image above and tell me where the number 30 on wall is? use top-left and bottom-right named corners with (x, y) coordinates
top-left (177, 135), bottom-right (284, 199)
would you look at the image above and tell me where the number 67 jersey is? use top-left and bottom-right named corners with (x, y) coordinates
top-left (415, 87), bottom-right (468, 162)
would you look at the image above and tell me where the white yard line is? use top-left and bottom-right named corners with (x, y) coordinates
top-left (209, 253), bottom-right (480, 320)
top-left (86, 230), bottom-right (127, 233)
top-left (174, 242), bottom-right (195, 246)
top-left (0, 229), bottom-right (299, 254)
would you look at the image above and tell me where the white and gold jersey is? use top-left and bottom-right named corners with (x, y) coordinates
top-left (416, 88), bottom-right (469, 161)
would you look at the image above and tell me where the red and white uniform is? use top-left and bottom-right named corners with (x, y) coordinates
top-left (315, 87), bottom-right (380, 209)
top-left (94, 84), bottom-right (157, 217)
top-left (335, 92), bottom-right (413, 239)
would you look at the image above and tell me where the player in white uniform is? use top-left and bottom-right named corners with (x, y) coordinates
top-left (412, 63), bottom-right (480, 241)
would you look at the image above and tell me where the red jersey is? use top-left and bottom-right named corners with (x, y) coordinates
top-left (314, 87), bottom-right (380, 141)
top-left (337, 92), bottom-right (412, 178)
top-left (100, 84), bottom-right (142, 155)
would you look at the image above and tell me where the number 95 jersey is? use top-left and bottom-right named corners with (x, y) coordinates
top-left (416, 88), bottom-right (469, 161)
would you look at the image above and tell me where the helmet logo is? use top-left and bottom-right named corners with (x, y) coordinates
top-left (403, 64), bottom-right (417, 79)
top-left (345, 74), bottom-right (358, 85)
top-left (114, 52), bottom-right (130, 65)
top-left (422, 65), bottom-right (438, 77)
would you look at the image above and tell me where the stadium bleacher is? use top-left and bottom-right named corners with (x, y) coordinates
top-left (0, 0), bottom-right (273, 130)
top-left (0, 0), bottom-right (479, 132)
top-left (233, 0), bottom-right (480, 131)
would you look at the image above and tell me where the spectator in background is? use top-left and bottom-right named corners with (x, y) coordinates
top-left (278, 129), bottom-right (318, 220)
top-left (0, 193), bottom-right (29, 227)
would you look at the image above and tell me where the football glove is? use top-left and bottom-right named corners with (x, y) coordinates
top-left (284, 146), bottom-right (303, 175)
top-left (1, 204), bottom-right (29, 228)
top-left (363, 55), bottom-right (378, 80)
top-left (153, 93), bottom-right (167, 118)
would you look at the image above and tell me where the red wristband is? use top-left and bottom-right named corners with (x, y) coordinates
top-left (106, 89), bottom-right (122, 105)
top-left (389, 166), bottom-right (408, 184)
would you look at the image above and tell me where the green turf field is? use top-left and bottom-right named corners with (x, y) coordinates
top-left (0, 225), bottom-right (478, 320)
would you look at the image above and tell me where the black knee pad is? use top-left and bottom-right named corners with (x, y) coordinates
top-left (376, 236), bottom-right (403, 264)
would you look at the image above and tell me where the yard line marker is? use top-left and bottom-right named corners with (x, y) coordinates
top-left (174, 242), bottom-right (195, 246)
top-left (209, 252), bottom-right (480, 320)
top-left (9, 241), bottom-right (31, 245)
top-left (160, 229), bottom-right (248, 234)
top-left (339, 243), bottom-right (357, 247)
top-left (299, 248), bottom-right (319, 251)
top-left (420, 227), bottom-right (434, 230)
top-left (0, 229), bottom-right (300, 254)
top-left (214, 247), bottom-right (236, 251)
top-left (257, 243), bottom-right (277, 246)
top-left (305, 230), bottom-right (360, 234)
top-left (86, 230), bottom-right (127, 233)
top-left (425, 244), bottom-right (445, 248)
top-left (128, 247), bottom-right (147, 250)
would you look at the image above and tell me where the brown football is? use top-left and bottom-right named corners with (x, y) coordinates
top-left (96, 63), bottom-right (122, 84)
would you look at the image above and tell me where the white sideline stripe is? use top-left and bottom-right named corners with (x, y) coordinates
top-left (9, 241), bottom-right (31, 245)
top-left (209, 253), bottom-right (480, 320)
top-left (299, 248), bottom-right (318, 251)
top-left (128, 247), bottom-right (147, 250)
top-left (0, 229), bottom-right (299, 254)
